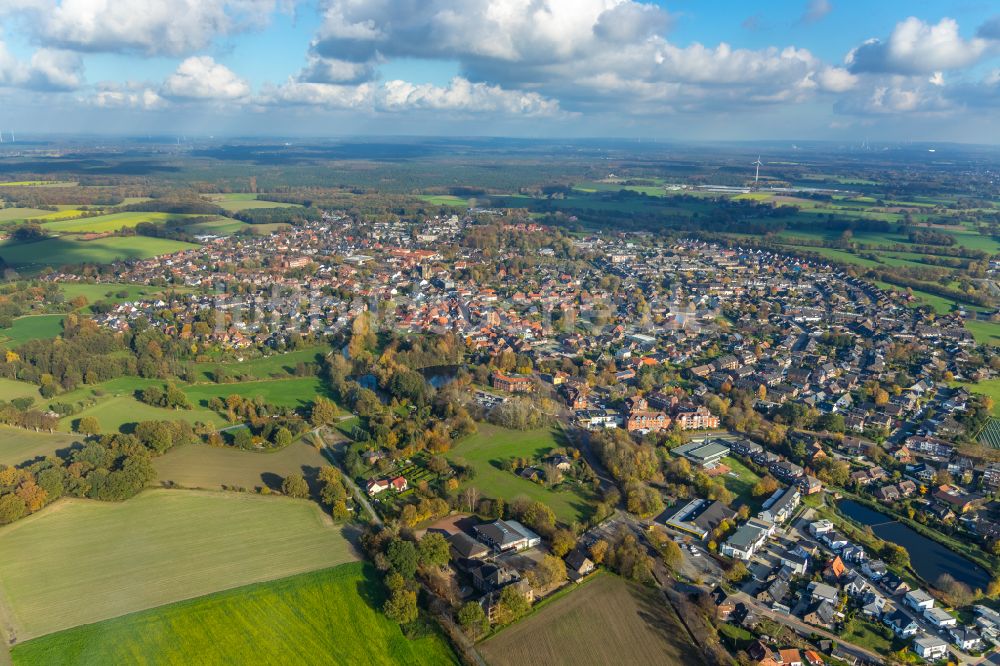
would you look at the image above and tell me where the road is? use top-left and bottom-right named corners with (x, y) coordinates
top-left (316, 429), bottom-right (383, 527)
top-left (729, 591), bottom-right (885, 665)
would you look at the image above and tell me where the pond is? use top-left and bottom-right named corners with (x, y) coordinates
top-left (419, 364), bottom-right (462, 389)
top-left (837, 499), bottom-right (991, 591)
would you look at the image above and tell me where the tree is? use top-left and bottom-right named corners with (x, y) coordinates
top-left (0, 493), bottom-right (26, 524)
top-left (310, 395), bottom-right (339, 427)
top-left (659, 539), bottom-right (683, 570)
top-left (383, 588), bottom-right (418, 625)
top-left (880, 543), bottom-right (910, 569)
top-left (417, 532), bottom-right (450, 569)
top-left (532, 555), bottom-right (567, 588)
top-left (494, 585), bottom-right (531, 625)
top-left (76, 416), bottom-right (100, 436)
top-left (232, 427), bottom-right (253, 448)
top-left (752, 475), bottom-right (779, 498)
top-left (589, 539), bottom-right (609, 565)
top-left (281, 473), bottom-right (309, 499)
top-left (272, 427), bottom-right (293, 448)
top-left (387, 539), bottom-right (419, 579)
top-left (457, 601), bottom-right (489, 638)
top-left (550, 529), bottom-right (575, 558)
top-left (725, 560), bottom-right (749, 582)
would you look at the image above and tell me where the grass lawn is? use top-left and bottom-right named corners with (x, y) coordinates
top-left (719, 456), bottom-right (762, 511)
top-left (956, 379), bottom-right (1000, 416)
top-left (0, 208), bottom-right (52, 223)
top-left (0, 426), bottom-right (78, 466)
top-left (0, 236), bottom-right (197, 269)
top-left (192, 346), bottom-right (329, 382)
top-left (10, 562), bottom-right (455, 666)
top-left (0, 489), bottom-right (358, 640)
top-left (41, 212), bottom-right (199, 234)
top-left (0, 315), bottom-right (64, 346)
top-left (480, 572), bottom-right (702, 666)
top-left (445, 423), bottom-right (595, 524)
top-left (154, 441), bottom-right (328, 492)
top-left (417, 195), bottom-right (470, 207)
top-left (0, 378), bottom-right (41, 402)
top-left (54, 392), bottom-right (225, 432)
top-left (966, 320), bottom-right (1000, 347)
top-left (57, 282), bottom-right (182, 309)
top-left (183, 376), bottom-right (330, 410)
top-left (839, 618), bottom-right (894, 655)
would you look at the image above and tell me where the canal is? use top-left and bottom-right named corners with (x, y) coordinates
top-left (837, 499), bottom-right (991, 591)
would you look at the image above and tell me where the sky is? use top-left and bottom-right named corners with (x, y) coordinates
top-left (1, 0), bottom-right (1000, 141)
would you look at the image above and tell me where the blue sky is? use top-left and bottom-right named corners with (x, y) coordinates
top-left (1, 1), bottom-right (999, 140)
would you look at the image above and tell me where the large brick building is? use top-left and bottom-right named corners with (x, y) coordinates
top-left (491, 372), bottom-right (534, 393)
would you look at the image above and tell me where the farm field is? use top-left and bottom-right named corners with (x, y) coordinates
top-left (10, 562), bottom-right (456, 666)
top-left (0, 208), bottom-right (52, 222)
top-left (0, 236), bottom-right (197, 269)
top-left (0, 314), bottom-right (64, 345)
top-left (41, 211), bottom-right (200, 233)
top-left (154, 440), bottom-right (328, 492)
top-left (206, 193), bottom-right (303, 212)
top-left (445, 424), bottom-right (595, 524)
top-left (479, 572), bottom-right (703, 666)
top-left (0, 489), bottom-right (358, 640)
top-left (978, 418), bottom-right (1000, 449)
top-left (182, 376), bottom-right (329, 410)
top-left (0, 426), bottom-right (78, 466)
top-left (0, 378), bottom-right (40, 402)
top-left (417, 194), bottom-right (470, 207)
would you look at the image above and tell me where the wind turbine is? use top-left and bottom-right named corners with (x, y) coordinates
top-left (752, 156), bottom-right (763, 186)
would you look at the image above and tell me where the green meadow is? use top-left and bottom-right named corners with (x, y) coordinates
top-left (0, 236), bottom-right (197, 269)
top-left (0, 489), bottom-right (358, 641)
top-left (10, 562), bottom-right (455, 666)
top-left (0, 315), bottom-right (64, 345)
top-left (446, 423), bottom-right (595, 524)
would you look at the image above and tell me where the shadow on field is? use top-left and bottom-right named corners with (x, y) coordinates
top-left (632, 587), bottom-right (704, 665)
top-left (260, 471), bottom-right (284, 492)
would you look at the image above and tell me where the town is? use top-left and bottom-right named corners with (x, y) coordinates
top-left (20, 205), bottom-right (999, 666)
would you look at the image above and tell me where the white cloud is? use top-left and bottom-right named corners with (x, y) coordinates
top-left (816, 66), bottom-right (857, 92)
top-left (259, 76), bottom-right (561, 115)
top-left (161, 56), bottom-right (250, 100)
top-left (0, 40), bottom-right (82, 90)
top-left (89, 87), bottom-right (165, 109)
top-left (1, 0), bottom-right (284, 56)
top-left (800, 0), bottom-right (832, 24)
top-left (847, 17), bottom-right (993, 75)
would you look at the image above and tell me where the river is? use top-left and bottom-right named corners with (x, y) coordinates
top-left (837, 499), bottom-right (991, 591)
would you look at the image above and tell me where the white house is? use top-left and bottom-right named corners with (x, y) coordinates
top-left (904, 589), bottom-right (935, 612)
top-left (912, 636), bottom-right (948, 661)
top-left (924, 606), bottom-right (958, 629)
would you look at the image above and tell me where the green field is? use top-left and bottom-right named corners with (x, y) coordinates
top-left (0, 489), bottom-right (357, 640)
top-left (154, 440), bottom-right (328, 492)
top-left (0, 181), bottom-right (76, 187)
top-left (206, 193), bottom-right (303, 212)
top-left (183, 376), bottom-right (329, 410)
top-left (417, 195), bottom-right (470, 207)
top-left (0, 236), bottom-right (198, 269)
top-left (966, 320), bottom-right (1000, 347)
top-left (0, 378), bottom-right (41, 402)
top-left (0, 426), bottom-right (78, 466)
top-left (0, 314), bottom-right (64, 346)
top-left (57, 282), bottom-right (182, 309)
top-left (957, 379), bottom-right (1000, 417)
top-left (0, 208), bottom-right (52, 222)
top-left (446, 424), bottom-right (595, 524)
top-left (719, 456), bottom-right (762, 511)
top-left (59, 393), bottom-right (225, 432)
top-left (42, 212), bottom-right (199, 234)
top-left (480, 572), bottom-right (702, 666)
top-left (10, 562), bottom-right (455, 666)
top-left (192, 346), bottom-right (329, 382)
